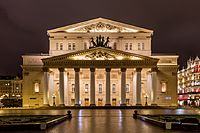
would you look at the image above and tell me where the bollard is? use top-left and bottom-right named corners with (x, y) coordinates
top-left (67, 110), bottom-right (72, 119)
top-left (133, 110), bottom-right (138, 119)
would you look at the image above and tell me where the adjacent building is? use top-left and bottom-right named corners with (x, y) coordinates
top-left (0, 76), bottom-right (23, 107)
top-left (22, 18), bottom-right (178, 107)
top-left (178, 56), bottom-right (200, 107)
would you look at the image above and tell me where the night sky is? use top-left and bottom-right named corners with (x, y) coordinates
top-left (0, 0), bottom-right (200, 75)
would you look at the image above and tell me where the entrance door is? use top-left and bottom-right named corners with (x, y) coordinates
top-left (126, 99), bottom-right (130, 106)
top-left (85, 98), bottom-right (89, 106)
top-left (98, 99), bottom-right (103, 106)
top-left (112, 98), bottom-right (117, 106)
top-left (71, 99), bottom-right (75, 106)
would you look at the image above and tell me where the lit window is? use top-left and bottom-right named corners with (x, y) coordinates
top-left (161, 82), bottom-right (167, 93)
top-left (34, 82), bottom-right (40, 93)
top-left (99, 84), bottom-right (102, 93)
top-left (85, 84), bottom-right (88, 93)
top-left (125, 43), bottom-right (128, 50)
top-left (138, 43), bottom-right (141, 50)
top-left (113, 43), bottom-right (117, 50)
top-left (56, 43), bottom-right (59, 50)
top-left (72, 43), bottom-right (76, 50)
top-left (72, 84), bottom-right (75, 93)
top-left (68, 43), bottom-right (71, 50)
top-left (126, 84), bottom-right (129, 93)
top-left (129, 43), bottom-right (132, 50)
top-left (112, 84), bottom-right (116, 93)
top-left (60, 44), bottom-right (63, 50)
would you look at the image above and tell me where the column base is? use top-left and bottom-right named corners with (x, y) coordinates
top-left (90, 104), bottom-right (96, 107)
top-left (136, 103), bottom-right (142, 106)
top-left (58, 104), bottom-right (65, 107)
top-left (43, 104), bottom-right (50, 107)
top-left (151, 103), bottom-right (157, 106)
top-left (105, 104), bottom-right (111, 106)
top-left (75, 104), bottom-right (80, 107)
top-left (120, 103), bottom-right (126, 106)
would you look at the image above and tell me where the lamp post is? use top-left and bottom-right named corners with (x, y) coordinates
top-left (144, 94), bottom-right (148, 106)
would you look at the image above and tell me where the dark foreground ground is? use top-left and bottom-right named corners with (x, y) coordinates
top-left (0, 108), bottom-right (199, 133)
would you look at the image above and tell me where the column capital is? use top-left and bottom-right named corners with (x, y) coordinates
top-left (90, 68), bottom-right (95, 72)
top-left (151, 67), bottom-right (158, 72)
top-left (74, 68), bottom-right (80, 72)
top-left (121, 68), bottom-right (126, 72)
top-left (42, 67), bottom-right (49, 72)
top-left (136, 68), bottom-right (142, 72)
top-left (58, 67), bottom-right (65, 72)
top-left (105, 68), bottom-right (111, 72)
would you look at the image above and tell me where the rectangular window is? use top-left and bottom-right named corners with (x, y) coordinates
top-left (72, 43), bottom-right (76, 50)
top-left (85, 84), bottom-right (88, 93)
top-left (161, 82), bottom-right (167, 93)
top-left (68, 43), bottom-right (71, 50)
top-left (126, 84), bottom-right (129, 93)
top-left (99, 84), bottom-right (102, 93)
top-left (34, 82), bottom-right (40, 93)
top-left (125, 43), bottom-right (128, 50)
top-left (60, 44), bottom-right (63, 50)
top-left (112, 84), bottom-right (116, 93)
top-left (142, 43), bottom-right (145, 50)
top-left (129, 44), bottom-right (132, 50)
top-left (138, 43), bottom-right (141, 50)
top-left (72, 84), bottom-right (75, 93)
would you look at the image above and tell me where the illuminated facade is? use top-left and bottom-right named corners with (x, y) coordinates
top-left (178, 56), bottom-right (200, 107)
top-left (22, 18), bottom-right (178, 107)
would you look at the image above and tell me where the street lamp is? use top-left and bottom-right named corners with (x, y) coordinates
top-left (144, 94), bottom-right (148, 106)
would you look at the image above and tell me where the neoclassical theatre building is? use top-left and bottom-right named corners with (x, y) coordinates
top-left (22, 18), bottom-right (178, 107)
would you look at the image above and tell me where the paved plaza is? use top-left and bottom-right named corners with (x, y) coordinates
top-left (0, 108), bottom-right (199, 133)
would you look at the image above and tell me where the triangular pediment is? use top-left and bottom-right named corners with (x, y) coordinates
top-left (48, 18), bottom-right (153, 34)
top-left (43, 47), bottom-right (158, 62)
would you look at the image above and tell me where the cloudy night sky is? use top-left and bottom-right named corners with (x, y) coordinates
top-left (0, 0), bottom-right (200, 75)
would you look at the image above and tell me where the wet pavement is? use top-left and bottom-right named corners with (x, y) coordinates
top-left (0, 108), bottom-right (199, 133)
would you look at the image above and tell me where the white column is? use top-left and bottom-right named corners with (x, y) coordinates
top-left (59, 68), bottom-right (65, 107)
top-left (64, 72), bottom-right (68, 105)
top-left (105, 68), bottom-right (111, 106)
top-left (120, 68), bottom-right (126, 106)
top-left (74, 68), bottom-right (80, 106)
top-left (136, 68), bottom-right (142, 106)
top-left (151, 67), bottom-right (158, 106)
top-left (48, 71), bottom-right (54, 106)
top-left (90, 68), bottom-right (96, 106)
top-left (43, 67), bottom-right (49, 107)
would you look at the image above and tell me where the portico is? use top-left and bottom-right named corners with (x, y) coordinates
top-left (42, 47), bottom-right (159, 106)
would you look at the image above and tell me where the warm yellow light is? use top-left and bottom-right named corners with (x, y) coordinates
top-left (116, 56), bottom-right (123, 60)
